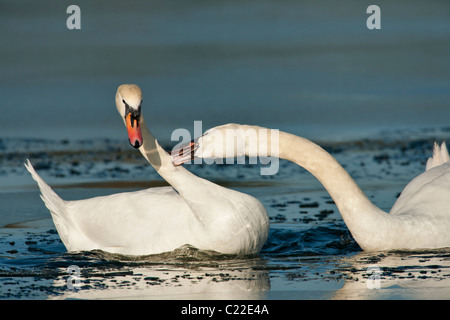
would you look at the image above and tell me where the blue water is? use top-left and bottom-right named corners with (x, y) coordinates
top-left (1, 133), bottom-right (450, 300)
top-left (1, 0), bottom-right (450, 300)
top-left (1, 0), bottom-right (450, 141)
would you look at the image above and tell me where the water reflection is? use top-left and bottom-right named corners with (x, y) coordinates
top-left (333, 249), bottom-right (450, 299)
top-left (2, 222), bottom-right (450, 299)
top-left (48, 247), bottom-right (270, 300)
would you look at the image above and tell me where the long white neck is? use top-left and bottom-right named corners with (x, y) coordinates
top-left (242, 125), bottom-right (391, 249)
top-left (136, 117), bottom-right (243, 215)
top-left (137, 117), bottom-right (202, 196)
top-left (278, 131), bottom-right (378, 214)
top-left (136, 119), bottom-right (268, 254)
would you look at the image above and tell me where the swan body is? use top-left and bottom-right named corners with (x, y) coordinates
top-left (173, 123), bottom-right (450, 251)
top-left (25, 87), bottom-right (269, 256)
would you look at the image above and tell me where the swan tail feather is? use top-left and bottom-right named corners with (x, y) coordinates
top-left (426, 142), bottom-right (449, 171)
top-left (24, 159), bottom-right (66, 218)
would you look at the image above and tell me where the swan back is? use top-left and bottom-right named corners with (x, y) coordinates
top-left (390, 141), bottom-right (449, 218)
top-left (391, 162), bottom-right (450, 217)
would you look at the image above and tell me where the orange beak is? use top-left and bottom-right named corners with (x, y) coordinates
top-left (126, 113), bottom-right (143, 148)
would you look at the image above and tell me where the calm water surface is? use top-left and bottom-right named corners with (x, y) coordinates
top-left (1, 0), bottom-right (450, 300)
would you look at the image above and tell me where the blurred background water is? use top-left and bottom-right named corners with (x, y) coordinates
top-left (0, 0), bottom-right (450, 300)
top-left (1, 0), bottom-right (449, 141)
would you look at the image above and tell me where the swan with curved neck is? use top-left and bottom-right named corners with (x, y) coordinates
top-left (173, 123), bottom-right (450, 251)
top-left (24, 87), bottom-right (269, 256)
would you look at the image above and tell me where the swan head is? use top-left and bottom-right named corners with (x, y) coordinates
top-left (116, 84), bottom-right (143, 149)
top-left (171, 124), bottom-right (247, 165)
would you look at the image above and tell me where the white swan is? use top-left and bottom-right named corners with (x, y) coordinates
top-left (172, 123), bottom-right (450, 251)
top-left (25, 86), bottom-right (269, 256)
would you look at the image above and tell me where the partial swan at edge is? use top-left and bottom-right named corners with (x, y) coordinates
top-left (172, 123), bottom-right (450, 251)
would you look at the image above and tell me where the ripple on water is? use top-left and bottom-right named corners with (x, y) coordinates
top-left (0, 129), bottom-right (449, 299)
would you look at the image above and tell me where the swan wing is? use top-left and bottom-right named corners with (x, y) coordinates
top-left (426, 142), bottom-right (449, 171)
top-left (25, 160), bottom-right (195, 255)
top-left (390, 162), bottom-right (450, 217)
top-left (67, 187), bottom-right (193, 255)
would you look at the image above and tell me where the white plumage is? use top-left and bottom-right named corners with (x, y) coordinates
top-left (25, 86), bottom-right (269, 256)
top-left (176, 123), bottom-right (450, 251)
